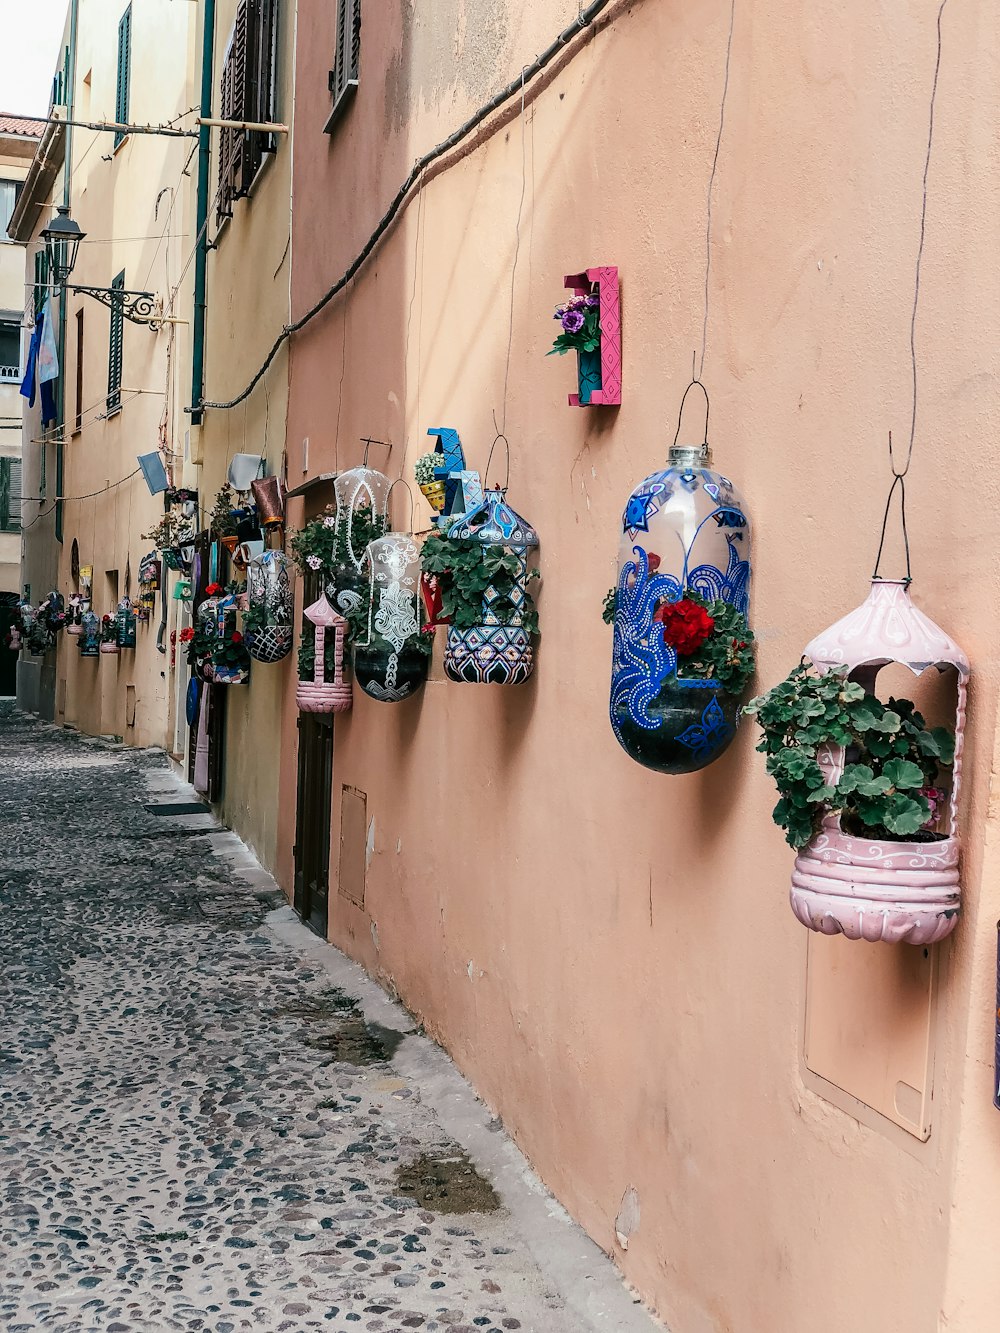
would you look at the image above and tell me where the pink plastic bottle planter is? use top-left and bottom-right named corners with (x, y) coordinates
top-left (296, 593), bottom-right (352, 715)
top-left (790, 579), bottom-right (969, 945)
top-left (563, 266), bottom-right (621, 408)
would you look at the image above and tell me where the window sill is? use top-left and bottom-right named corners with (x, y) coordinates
top-left (113, 134), bottom-right (129, 156)
top-left (323, 81), bottom-right (358, 134)
top-left (105, 402), bottom-right (122, 419)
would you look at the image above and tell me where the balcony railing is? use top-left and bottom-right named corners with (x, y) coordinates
top-left (0, 365), bottom-right (20, 382)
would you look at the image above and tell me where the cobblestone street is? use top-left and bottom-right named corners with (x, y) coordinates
top-left (0, 705), bottom-right (654, 1333)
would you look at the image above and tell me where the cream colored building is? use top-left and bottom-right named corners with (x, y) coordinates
top-left (0, 115), bottom-right (40, 694)
top-left (12, 0), bottom-right (199, 737)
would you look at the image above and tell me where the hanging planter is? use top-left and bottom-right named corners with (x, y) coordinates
top-left (414, 452), bottom-right (446, 515)
top-left (422, 487), bottom-right (540, 685)
top-left (745, 580), bottom-right (968, 946)
top-left (609, 383), bottom-right (753, 772)
top-left (187, 588), bottom-right (223, 681)
top-left (143, 510), bottom-right (194, 571)
top-left (116, 597), bottom-right (137, 649)
top-left (212, 630), bottom-right (251, 685)
top-left (354, 534), bottom-right (430, 703)
top-left (79, 610), bottom-right (101, 657)
top-left (245, 550), bottom-right (294, 664)
top-left (99, 615), bottom-right (120, 655)
top-left (296, 593), bottom-right (352, 714)
top-left (549, 267), bottom-right (622, 408)
top-left (65, 593), bottom-right (85, 636)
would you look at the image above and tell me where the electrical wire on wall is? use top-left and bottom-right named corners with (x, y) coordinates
top-left (872, 0), bottom-right (950, 582)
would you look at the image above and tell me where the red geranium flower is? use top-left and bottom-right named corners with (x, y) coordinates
top-left (180, 627), bottom-right (195, 643)
top-left (231, 631), bottom-right (243, 644)
top-left (205, 582), bottom-right (222, 596)
top-left (653, 597), bottom-right (714, 655)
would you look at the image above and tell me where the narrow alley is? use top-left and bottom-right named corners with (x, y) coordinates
top-left (0, 703), bottom-right (655, 1333)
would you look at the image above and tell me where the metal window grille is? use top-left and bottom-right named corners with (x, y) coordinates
top-left (115, 7), bottom-right (132, 149)
top-left (0, 458), bottom-right (21, 532)
top-left (216, 0), bottom-right (278, 227)
top-left (325, 0), bottom-right (360, 132)
top-left (107, 271), bottom-right (125, 414)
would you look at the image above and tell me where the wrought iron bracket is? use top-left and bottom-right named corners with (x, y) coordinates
top-left (68, 284), bottom-right (158, 326)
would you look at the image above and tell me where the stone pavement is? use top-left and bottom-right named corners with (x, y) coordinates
top-left (0, 703), bottom-right (659, 1333)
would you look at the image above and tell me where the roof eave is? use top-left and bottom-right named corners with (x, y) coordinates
top-left (7, 108), bottom-right (67, 243)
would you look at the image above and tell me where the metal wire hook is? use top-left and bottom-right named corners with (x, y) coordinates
top-left (671, 371), bottom-right (711, 450)
top-left (485, 411), bottom-right (511, 491)
top-left (872, 468), bottom-right (913, 585)
top-left (360, 436), bottom-right (390, 468)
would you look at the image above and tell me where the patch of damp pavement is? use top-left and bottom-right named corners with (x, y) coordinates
top-left (0, 702), bottom-right (603, 1332)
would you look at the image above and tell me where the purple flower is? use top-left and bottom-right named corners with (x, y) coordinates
top-left (561, 310), bottom-right (585, 334)
top-left (586, 295), bottom-right (599, 307)
top-left (306, 555), bottom-right (322, 571)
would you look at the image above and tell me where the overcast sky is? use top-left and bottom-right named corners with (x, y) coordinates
top-left (2, 2), bottom-right (70, 120)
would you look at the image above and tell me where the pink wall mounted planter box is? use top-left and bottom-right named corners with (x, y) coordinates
top-left (563, 266), bottom-right (621, 407)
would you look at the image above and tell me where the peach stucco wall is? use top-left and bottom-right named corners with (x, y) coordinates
top-left (280, 2), bottom-right (1000, 1328)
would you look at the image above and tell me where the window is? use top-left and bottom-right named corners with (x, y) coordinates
top-left (0, 320), bottom-right (19, 381)
top-left (115, 6), bottom-right (132, 148)
top-left (325, 0), bottom-right (360, 132)
top-left (216, 0), bottom-right (278, 226)
top-left (0, 179), bottom-right (22, 237)
top-left (74, 308), bottom-right (84, 432)
top-left (0, 458), bottom-right (21, 532)
top-left (107, 271), bottom-right (125, 414)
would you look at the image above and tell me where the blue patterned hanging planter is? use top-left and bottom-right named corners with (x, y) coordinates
top-left (609, 382), bottom-right (753, 773)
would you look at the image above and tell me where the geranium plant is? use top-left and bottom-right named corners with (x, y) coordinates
top-left (743, 662), bottom-right (955, 849)
top-left (547, 292), bottom-right (600, 357)
top-left (420, 529), bottom-right (539, 638)
top-left (604, 586), bottom-right (754, 694)
top-left (290, 503), bottom-right (387, 577)
top-left (210, 484), bottom-right (241, 538)
top-left (214, 630), bottom-right (251, 672)
top-left (142, 509), bottom-right (193, 550)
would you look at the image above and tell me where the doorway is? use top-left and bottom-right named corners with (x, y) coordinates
top-left (0, 593), bottom-right (17, 695)
top-left (293, 712), bottom-right (333, 937)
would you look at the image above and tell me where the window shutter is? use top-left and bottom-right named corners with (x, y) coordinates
top-left (326, 0), bottom-right (360, 130)
top-left (349, 0), bottom-right (361, 82)
top-left (218, 0), bottom-right (278, 222)
top-left (0, 462), bottom-right (9, 531)
top-left (115, 6), bottom-right (132, 148)
top-left (7, 459), bottom-right (21, 531)
top-left (107, 270), bottom-right (125, 414)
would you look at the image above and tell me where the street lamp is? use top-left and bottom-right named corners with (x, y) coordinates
top-left (39, 204), bottom-right (157, 325)
top-left (40, 205), bottom-right (85, 284)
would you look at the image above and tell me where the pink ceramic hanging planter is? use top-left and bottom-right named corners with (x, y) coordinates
top-left (296, 592), bottom-right (352, 714)
top-left (787, 579), bottom-right (968, 945)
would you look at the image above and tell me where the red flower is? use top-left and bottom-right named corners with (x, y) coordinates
top-left (180, 627), bottom-right (195, 643)
top-left (205, 582), bottom-right (222, 596)
top-left (231, 631), bottom-right (243, 644)
top-left (646, 552), bottom-right (661, 572)
top-left (421, 623), bottom-right (437, 637)
top-left (653, 598), bottom-right (715, 655)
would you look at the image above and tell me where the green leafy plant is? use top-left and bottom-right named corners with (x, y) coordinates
top-left (290, 503), bottom-right (387, 575)
top-left (210, 484), bottom-right (240, 538)
top-left (744, 662), bottom-right (955, 849)
top-left (141, 509), bottom-right (193, 550)
top-left (420, 530), bottom-right (539, 637)
top-left (297, 623), bottom-right (340, 682)
top-left (214, 631), bottom-right (251, 670)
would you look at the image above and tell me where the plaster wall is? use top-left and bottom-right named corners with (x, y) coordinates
top-left (0, 147), bottom-right (31, 602)
top-left (280, 2), bottom-right (1000, 1329)
top-left (49, 0), bottom-right (197, 746)
top-left (193, 0), bottom-right (295, 871)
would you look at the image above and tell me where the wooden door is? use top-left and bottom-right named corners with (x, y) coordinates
top-left (293, 712), bottom-right (333, 937)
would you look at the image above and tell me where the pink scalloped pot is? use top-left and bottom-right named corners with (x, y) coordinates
top-left (790, 579), bottom-right (969, 946)
top-left (296, 679), bottom-right (352, 714)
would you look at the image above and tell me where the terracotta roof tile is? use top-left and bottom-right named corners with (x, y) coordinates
top-left (0, 115), bottom-right (46, 139)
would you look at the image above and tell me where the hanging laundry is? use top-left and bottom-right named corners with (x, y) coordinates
top-left (19, 301), bottom-right (57, 428)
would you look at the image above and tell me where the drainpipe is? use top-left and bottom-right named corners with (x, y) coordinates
top-left (55, 0), bottom-right (79, 544)
top-left (189, 0), bottom-right (215, 427)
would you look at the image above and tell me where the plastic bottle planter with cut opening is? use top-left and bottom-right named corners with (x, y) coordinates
top-left (558, 267), bottom-right (622, 408)
top-left (785, 580), bottom-right (968, 945)
top-left (297, 593), bottom-right (352, 714)
top-left (245, 550), bottom-right (293, 664)
top-left (354, 534), bottom-right (429, 703)
top-left (610, 429), bottom-right (752, 774)
top-left (79, 610), bottom-right (101, 658)
top-left (116, 597), bottom-right (137, 649)
top-left (211, 595), bottom-right (251, 684)
top-left (66, 594), bottom-right (85, 636)
top-left (193, 595), bottom-right (221, 682)
top-left (99, 615), bottom-right (120, 654)
top-left (442, 488), bottom-right (539, 686)
top-left (327, 466), bottom-right (390, 620)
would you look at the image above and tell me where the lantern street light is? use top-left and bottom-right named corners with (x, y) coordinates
top-left (40, 205), bottom-right (157, 326)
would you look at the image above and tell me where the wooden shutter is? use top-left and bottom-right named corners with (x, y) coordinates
top-left (327, 0), bottom-right (360, 129)
top-left (107, 271), bottom-right (125, 414)
top-left (74, 308), bottom-right (84, 431)
top-left (115, 7), bottom-right (132, 147)
top-left (0, 461), bottom-right (9, 531)
top-left (7, 459), bottom-right (20, 531)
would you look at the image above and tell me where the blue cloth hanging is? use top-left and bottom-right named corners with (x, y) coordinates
top-left (20, 309), bottom-right (57, 428)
